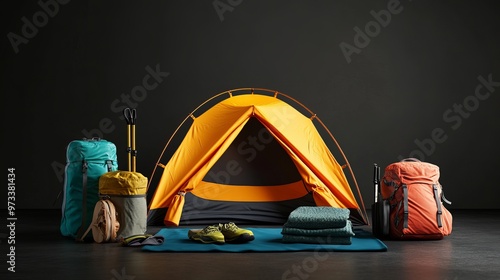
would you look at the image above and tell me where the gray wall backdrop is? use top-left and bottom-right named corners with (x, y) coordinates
top-left (3, 0), bottom-right (499, 210)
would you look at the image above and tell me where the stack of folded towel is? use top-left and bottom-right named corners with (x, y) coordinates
top-left (281, 206), bottom-right (355, 245)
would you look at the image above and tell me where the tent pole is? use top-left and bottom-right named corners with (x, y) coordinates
top-left (147, 88), bottom-right (369, 225)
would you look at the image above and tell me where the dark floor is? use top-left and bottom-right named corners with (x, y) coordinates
top-left (2, 209), bottom-right (499, 280)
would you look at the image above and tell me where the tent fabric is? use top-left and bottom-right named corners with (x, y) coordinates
top-left (148, 93), bottom-right (365, 226)
top-left (178, 192), bottom-right (318, 225)
top-left (191, 181), bottom-right (309, 202)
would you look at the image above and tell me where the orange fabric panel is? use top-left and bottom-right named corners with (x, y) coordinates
top-left (381, 160), bottom-right (440, 200)
top-left (148, 104), bottom-right (253, 210)
top-left (191, 181), bottom-right (309, 202)
top-left (403, 185), bottom-right (452, 236)
top-left (164, 193), bottom-right (185, 226)
top-left (389, 183), bottom-right (453, 238)
top-left (253, 105), bottom-right (359, 209)
top-left (184, 117), bottom-right (249, 191)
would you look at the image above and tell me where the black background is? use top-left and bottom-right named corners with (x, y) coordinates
top-left (3, 0), bottom-right (499, 210)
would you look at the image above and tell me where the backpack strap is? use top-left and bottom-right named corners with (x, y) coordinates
top-left (433, 184), bottom-right (443, 228)
top-left (442, 190), bottom-right (452, 205)
top-left (106, 160), bottom-right (113, 172)
top-left (402, 184), bottom-right (409, 229)
top-left (76, 160), bottom-right (89, 241)
top-left (80, 218), bottom-right (93, 242)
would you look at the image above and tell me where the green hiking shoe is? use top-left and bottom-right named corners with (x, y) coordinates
top-left (219, 222), bottom-right (255, 243)
top-left (188, 225), bottom-right (225, 244)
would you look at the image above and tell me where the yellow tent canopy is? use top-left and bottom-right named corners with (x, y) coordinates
top-left (147, 89), bottom-right (368, 226)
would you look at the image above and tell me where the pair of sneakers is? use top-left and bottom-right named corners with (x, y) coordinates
top-left (188, 222), bottom-right (254, 244)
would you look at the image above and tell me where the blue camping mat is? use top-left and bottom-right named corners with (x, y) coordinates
top-left (142, 227), bottom-right (387, 252)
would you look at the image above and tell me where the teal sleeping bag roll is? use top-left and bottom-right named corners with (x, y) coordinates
top-left (60, 138), bottom-right (118, 240)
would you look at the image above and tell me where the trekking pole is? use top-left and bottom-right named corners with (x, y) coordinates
top-left (131, 109), bottom-right (137, 172)
top-left (123, 108), bottom-right (137, 172)
top-left (373, 163), bottom-right (380, 203)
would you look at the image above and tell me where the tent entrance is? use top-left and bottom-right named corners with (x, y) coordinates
top-left (203, 117), bottom-right (302, 186)
top-left (179, 117), bottom-right (315, 225)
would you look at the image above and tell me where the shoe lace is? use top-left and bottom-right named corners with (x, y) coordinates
top-left (221, 222), bottom-right (238, 232)
top-left (201, 225), bottom-right (220, 234)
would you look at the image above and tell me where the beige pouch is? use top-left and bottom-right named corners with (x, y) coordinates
top-left (80, 199), bottom-right (120, 243)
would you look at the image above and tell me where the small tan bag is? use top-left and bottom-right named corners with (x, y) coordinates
top-left (80, 199), bottom-right (120, 243)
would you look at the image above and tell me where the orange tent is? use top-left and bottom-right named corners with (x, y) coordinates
top-left (147, 89), bottom-right (368, 226)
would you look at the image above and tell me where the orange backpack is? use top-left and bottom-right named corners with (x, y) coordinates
top-left (380, 158), bottom-right (452, 240)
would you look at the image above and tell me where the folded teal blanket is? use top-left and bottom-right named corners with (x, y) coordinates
top-left (282, 220), bottom-right (355, 237)
top-left (282, 234), bottom-right (352, 245)
top-left (283, 206), bottom-right (350, 229)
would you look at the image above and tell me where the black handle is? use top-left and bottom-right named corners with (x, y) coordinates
top-left (401, 158), bottom-right (421, 162)
top-left (123, 108), bottom-right (137, 125)
top-left (373, 163), bottom-right (380, 185)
